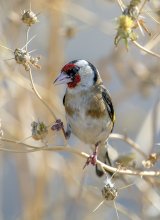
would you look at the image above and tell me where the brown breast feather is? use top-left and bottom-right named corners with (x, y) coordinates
top-left (64, 83), bottom-right (107, 119)
top-left (86, 93), bottom-right (106, 118)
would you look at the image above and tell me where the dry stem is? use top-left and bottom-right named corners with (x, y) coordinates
top-left (0, 137), bottom-right (159, 177)
top-left (28, 68), bottom-right (67, 141)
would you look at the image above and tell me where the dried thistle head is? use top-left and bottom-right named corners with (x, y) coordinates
top-left (142, 153), bottom-right (160, 168)
top-left (21, 10), bottom-right (38, 26)
top-left (14, 48), bottom-right (31, 71)
top-left (114, 15), bottom-right (138, 49)
top-left (102, 178), bottom-right (118, 201)
top-left (14, 48), bottom-right (41, 71)
top-left (118, 15), bottom-right (134, 31)
top-left (31, 121), bottom-right (48, 141)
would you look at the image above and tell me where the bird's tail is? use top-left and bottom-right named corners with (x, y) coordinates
top-left (95, 141), bottom-right (112, 177)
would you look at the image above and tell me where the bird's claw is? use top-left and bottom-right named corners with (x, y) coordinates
top-left (83, 151), bottom-right (97, 169)
top-left (51, 119), bottom-right (64, 131)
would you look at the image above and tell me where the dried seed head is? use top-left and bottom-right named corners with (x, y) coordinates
top-left (30, 56), bottom-right (41, 69)
top-left (14, 48), bottom-right (31, 71)
top-left (102, 179), bottom-right (118, 201)
top-left (118, 15), bottom-right (134, 31)
top-left (22, 10), bottom-right (38, 26)
top-left (142, 153), bottom-right (160, 168)
top-left (14, 48), bottom-right (41, 71)
top-left (114, 15), bottom-right (138, 48)
top-left (31, 121), bottom-right (48, 141)
top-left (14, 48), bottom-right (30, 64)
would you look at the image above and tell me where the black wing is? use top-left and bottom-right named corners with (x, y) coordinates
top-left (63, 94), bottom-right (66, 106)
top-left (102, 88), bottom-right (115, 123)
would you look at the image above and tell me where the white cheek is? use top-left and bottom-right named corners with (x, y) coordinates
top-left (79, 66), bottom-right (94, 87)
top-left (76, 60), bottom-right (88, 66)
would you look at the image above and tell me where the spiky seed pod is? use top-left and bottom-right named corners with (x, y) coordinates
top-left (22, 10), bottom-right (38, 26)
top-left (14, 48), bottom-right (31, 71)
top-left (14, 48), bottom-right (30, 64)
top-left (142, 153), bottom-right (160, 168)
top-left (114, 15), bottom-right (138, 48)
top-left (102, 180), bottom-right (118, 201)
top-left (118, 15), bottom-right (134, 31)
top-left (14, 48), bottom-right (41, 71)
top-left (31, 121), bottom-right (48, 141)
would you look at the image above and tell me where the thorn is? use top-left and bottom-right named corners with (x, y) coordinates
top-left (28, 49), bottom-right (37, 54)
top-left (92, 200), bottom-right (104, 212)
top-left (113, 201), bottom-right (119, 220)
top-left (3, 58), bottom-right (15, 61)
top-left (21, 34), bottom-right (36, 50)
top-left (0, 44), bottom-right (14, 52)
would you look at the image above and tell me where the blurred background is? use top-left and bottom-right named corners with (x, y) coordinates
top-left (0, 0), bottom-right (160, 219)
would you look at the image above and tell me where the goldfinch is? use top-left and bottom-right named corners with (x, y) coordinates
top-left (53, 60), bottom-right (115, 176)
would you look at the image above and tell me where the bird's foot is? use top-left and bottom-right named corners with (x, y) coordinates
top-left (51, 119), bottom-right (64, 131)
top-left (83, 151), bottom-right (97, 169)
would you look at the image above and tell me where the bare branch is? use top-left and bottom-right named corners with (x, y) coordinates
top-left (0, 137), bottom-right (160, 177)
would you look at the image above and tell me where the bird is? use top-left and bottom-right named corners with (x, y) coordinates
top-left (52, 59), bottom-right (115, 176)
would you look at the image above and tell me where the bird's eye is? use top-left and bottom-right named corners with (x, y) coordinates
top-left (72, 66), bottom-right (80, 74)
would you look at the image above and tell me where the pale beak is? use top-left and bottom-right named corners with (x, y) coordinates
top-left (53, 72), bottom-right (72, 85)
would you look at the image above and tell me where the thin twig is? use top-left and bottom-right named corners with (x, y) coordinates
top-left (146, 11), bottom-right (160, 25)
top-left (116, 0), bottom-right (125, 11)
top-left (109, 133), bottom-right (147, 158)
top-left (138, 0), bottom-right (148, 16)
top-left (133, 41), bottom-right (160, 59)
top-left (0, 137), bottom-right (160, 177)
top-left (21, 35), bottom-right (36, 50)
top-left (1, 137), bottom-right (40, 149)
top-left (28, 68), bottom-right (67, 141)
top-left (115, 202), bottom-right (141, 220)
top-left (25, 27), bottom-right (30, 51)
top-left (0, 44), bottom-right (13, 52)
top-left (28, 68), bottom-right (57, 119)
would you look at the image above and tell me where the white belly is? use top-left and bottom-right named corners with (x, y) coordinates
top-left (67, 112), bottom-right (112, 145)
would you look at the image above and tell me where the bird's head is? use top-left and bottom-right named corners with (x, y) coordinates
top-left (53, 60), bottom-right (99, 89)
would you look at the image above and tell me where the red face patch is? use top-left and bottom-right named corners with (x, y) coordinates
top-left (61, 63), bottom-right (81, 88)
top-left (68, 74), bottom-right (81, 88)
top-left (62, 63), bottom-right (75, 73)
